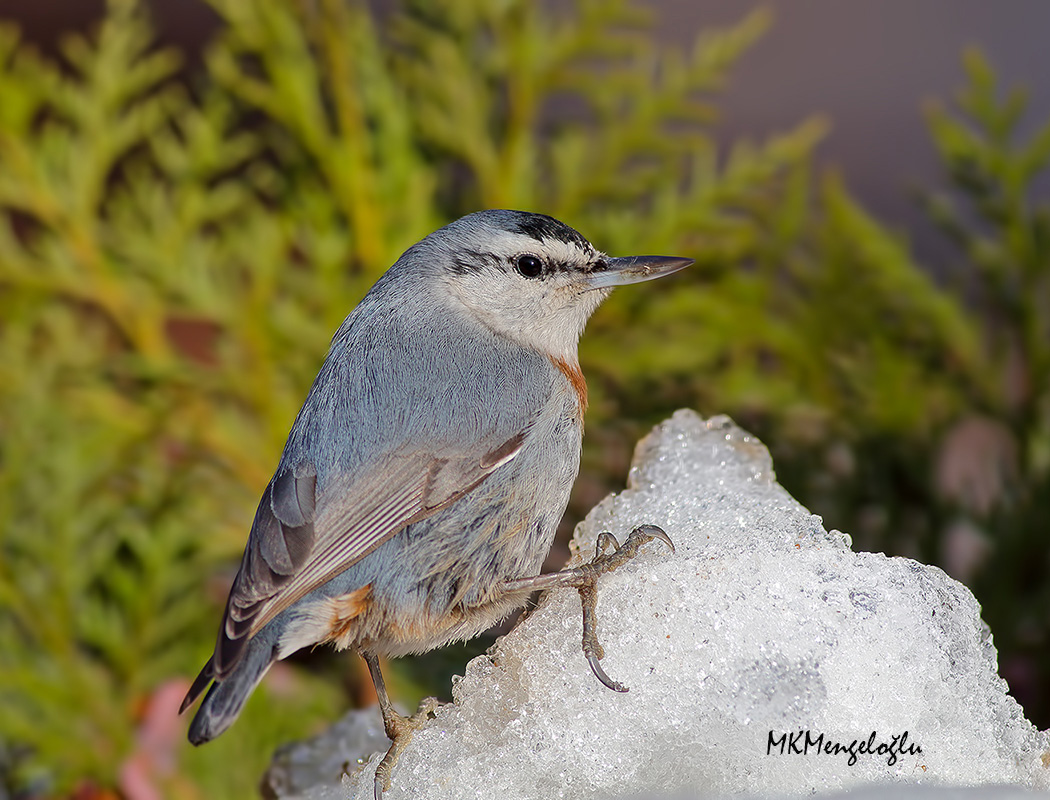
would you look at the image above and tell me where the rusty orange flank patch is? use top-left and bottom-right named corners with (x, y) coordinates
top-left (551, 356), bottom-right (588, 416)
top-left (324, 584), bottom-right (373, 644)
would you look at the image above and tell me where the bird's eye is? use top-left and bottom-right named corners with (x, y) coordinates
top-left (515, 254), bottom-right (543, 279)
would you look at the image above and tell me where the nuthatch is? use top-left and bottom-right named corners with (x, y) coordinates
top-left (181, 210), bottom-right (691, 796)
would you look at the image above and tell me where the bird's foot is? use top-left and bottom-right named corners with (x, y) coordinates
top-left (374, 696), bottom-right (439, 799)
top-left (575, 525), bottom-right (674, 691)
top-left (503, 524), bottom-right (674, 693)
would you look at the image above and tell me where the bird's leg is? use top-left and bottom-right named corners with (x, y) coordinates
top-left (363, 651), bottom-right (438, 800)
top-left (501, 523), bottom-right (674, 693)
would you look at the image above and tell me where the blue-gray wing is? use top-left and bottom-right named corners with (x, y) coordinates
top-left (203, 428), bottom-right (528, 683)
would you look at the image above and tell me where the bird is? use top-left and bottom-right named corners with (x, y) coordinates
top-left (180, 209), bottom-right (691, 796)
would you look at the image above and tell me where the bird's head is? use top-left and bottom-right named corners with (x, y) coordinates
top-left (416, 210), bottom-right (692, 362)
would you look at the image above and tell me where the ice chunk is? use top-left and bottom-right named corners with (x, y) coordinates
top-left (262, 707), bottom-right (390, 799)
top-left (288, 412), bottom-right (1048, 799)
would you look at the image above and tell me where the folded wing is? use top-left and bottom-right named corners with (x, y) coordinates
top-left (181, 427), bottom-right (529, 712)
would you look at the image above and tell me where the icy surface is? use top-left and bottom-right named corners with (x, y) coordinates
top-left (262, 707), bottom-right (390, 799)
top-left (296, 412), bottom-right (1049, 799)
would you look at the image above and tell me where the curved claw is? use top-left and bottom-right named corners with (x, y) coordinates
top-left (632, 524), bottom-right (675, 554)
top-left (374, 772), bottom-right (384, 800)
top-left (594, 531), bottom-right (620, 557)
top-left (587, 653), bottom-right (629, 693)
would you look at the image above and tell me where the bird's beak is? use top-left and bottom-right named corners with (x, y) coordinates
top-left (583, 255), bottom-right (694, 290)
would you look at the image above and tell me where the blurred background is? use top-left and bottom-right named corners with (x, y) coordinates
top-left (0, 0), bottom-right (1047, 797)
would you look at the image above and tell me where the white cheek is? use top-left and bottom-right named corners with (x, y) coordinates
top-left (443, 275), bottom-right (604, 361)
top-left (527, 288), bottom-right (605, 360)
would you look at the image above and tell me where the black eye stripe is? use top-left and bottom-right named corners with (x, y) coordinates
top-left (516, 254), bottom-right (543, 278)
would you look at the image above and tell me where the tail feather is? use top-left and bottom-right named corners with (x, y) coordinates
top-left (186, 641), bottom-right (276, 745)
top-left (180, 655), bottom-right (215, 715)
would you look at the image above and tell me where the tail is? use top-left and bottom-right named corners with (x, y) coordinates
top-left (181, 640), bottom-right (277, 745)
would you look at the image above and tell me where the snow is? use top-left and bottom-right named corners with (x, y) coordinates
top-left (282, 412), bottom-right (1049, 799)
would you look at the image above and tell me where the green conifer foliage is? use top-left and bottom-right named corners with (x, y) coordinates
top-left (1, 1), bottom-right (1046, 794)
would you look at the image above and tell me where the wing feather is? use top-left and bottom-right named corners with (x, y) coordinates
top-left (207, 430), bottom-right (529, 680)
